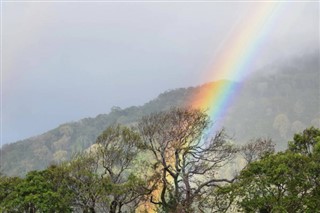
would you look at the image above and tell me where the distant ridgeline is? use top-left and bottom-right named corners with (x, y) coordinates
top-left (1, 54), bottom-right (319, 177)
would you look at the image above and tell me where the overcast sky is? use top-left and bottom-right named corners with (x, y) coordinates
top-left (1, 1), bottom-right (319, 145)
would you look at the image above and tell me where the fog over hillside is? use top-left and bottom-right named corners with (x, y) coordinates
top-left (1, 2), bottom-right (319, 212)
top-left (1, 53), bottom-right (319, 176)
top-left (2, 2), bottom-right (318, 145)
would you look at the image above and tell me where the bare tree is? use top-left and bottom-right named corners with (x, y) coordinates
top-left (240, 138), bottom-right (275, 164)
top-left (138, 107), bottom-right (237, 212)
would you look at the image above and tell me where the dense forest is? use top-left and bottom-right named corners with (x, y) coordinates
top-left (0, 108), bottom-right (319, 212)
top-left (2, 1), bottom-right (319, 211)
top-left (0, 54), bottom-right (319, 212)
top-left (1, 54), bottom-right (319, 177)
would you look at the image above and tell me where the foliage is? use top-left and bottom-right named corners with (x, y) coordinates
top-left (0, 111), bottom-right (319, 212)
top-left (0, 167), bottom-right (73, 212)
top-left (222, 127), bottom-right (320, 212)
top-left (0, 175), bottom-right (22, 212)
top-left (63, 154), bottom-right (103, 212)
top-left (96, 124), bottom-right (152, 213)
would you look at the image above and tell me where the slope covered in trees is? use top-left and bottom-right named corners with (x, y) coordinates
top-left (1, 108), bottom-right (319, 212)
top-left (1, 54), bottom-right (319, 176)
top-left (218, 127), bottom-right (320, 212)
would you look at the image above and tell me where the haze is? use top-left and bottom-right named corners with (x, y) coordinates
top-left (2, 1), bottom-right (319, 145)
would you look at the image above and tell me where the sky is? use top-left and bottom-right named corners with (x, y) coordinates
top-left (1, 1), bottom-right (319, 145)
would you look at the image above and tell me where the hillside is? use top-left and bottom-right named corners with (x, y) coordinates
top-left (1, 54), bottom-right (319, 177)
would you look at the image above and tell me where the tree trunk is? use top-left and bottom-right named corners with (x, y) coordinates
top-left (89, 206), bottom-right (96, 213)
top-left (118, 201), bottom-right (123, 213)
top-left (110, 200), bottom-right (117, 213)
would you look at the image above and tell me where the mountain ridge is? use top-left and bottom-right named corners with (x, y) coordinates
top-left (1, 55), bottom-right (319, 177)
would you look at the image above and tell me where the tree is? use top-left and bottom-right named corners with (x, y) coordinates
top-left (138, 107), bottom-right (236, 212)
top-left (0, 175), bottom-right (22, 212)
top-left (288, 126), bottom-right (320, 156)
top-left (64, 154), bottom-right (102, 213)
top-left (223, 127), bottom-right (320, 212)
top-left (240, 138), bottom-right (275, 164)
top-left (0, 168), bottom-right (73, 212)
top-left (96, 124), bottom-right (152, 213)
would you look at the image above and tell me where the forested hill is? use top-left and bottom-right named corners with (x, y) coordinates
top-left (1, 54), bottom-right (319, 177)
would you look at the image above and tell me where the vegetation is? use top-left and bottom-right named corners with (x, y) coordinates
top-left (0, 166), bottom-right (72, 212)
top-left (1, 54), bottom-right (319, 177)
top-left (218, 127), bottom-right (320, 212)
top-left (0, 107), bottom-right (319, 212)
top-left (95, 125), bottom-right (151, 212)
top-left (0, 52), bottom-right (319, 211)
top-left (138, 108), bottom-right (236, 212)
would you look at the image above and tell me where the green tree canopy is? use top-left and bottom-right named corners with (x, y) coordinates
top-left (0, 166), bottom-right (73, 212)
top-left (223, 127), bottom-right (320, 212)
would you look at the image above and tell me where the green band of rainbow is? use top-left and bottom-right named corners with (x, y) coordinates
top-left (191, 3), bottom-right (282, 136)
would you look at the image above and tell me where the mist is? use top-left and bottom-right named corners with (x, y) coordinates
top-left (2, 2), bottom-right (319, 145)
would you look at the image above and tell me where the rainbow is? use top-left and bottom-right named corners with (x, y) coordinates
top-left (142, 4), bottom-right (284, 211)
top-left (191, 2), bottom-right (282, 132)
